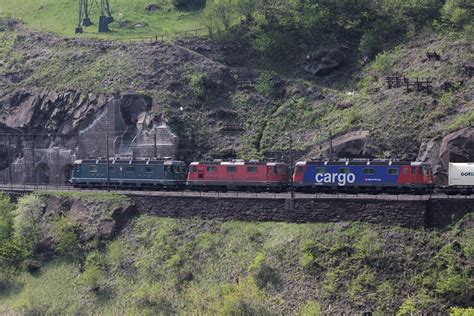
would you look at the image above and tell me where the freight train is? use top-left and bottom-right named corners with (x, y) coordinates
top-left (70, 158), bottom-right (473, 194)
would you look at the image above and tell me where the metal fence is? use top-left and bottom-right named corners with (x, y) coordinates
top-left (108, 27), bottom-right (208, 45)
top-left (1, 183), bottom-right (473, 201)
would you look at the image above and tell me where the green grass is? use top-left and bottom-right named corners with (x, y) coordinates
top-left (0, 0), bottom-right (206, 39)
top-left (0, 215), bottom-right (472, 314)
top-left (36, 191), bottom-right (128, 203)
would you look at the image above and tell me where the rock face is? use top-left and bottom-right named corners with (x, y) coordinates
top-left (303, 46), bottom-right (348, 76)
top-left (65, 197), bottom-right (135, 241)
top-left (306, 131), bottom-right (373, 159)
top-left (0, 90), bottom-right (179, 184)
top-left (418, 127), bottom-right (474, 184)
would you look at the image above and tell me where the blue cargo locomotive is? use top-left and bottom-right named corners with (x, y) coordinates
top-left (71, 157), bottom-right (186, 189)
top-left (293, 159), bottom-right (433, 193)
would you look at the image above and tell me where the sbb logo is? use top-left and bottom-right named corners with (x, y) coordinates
top-left (461, 172), bottom-right (474, 176)
top-left (315, 173), bottom-right (356, 186)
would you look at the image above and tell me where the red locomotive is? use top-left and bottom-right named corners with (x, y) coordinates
top-left (187, 159), bottom-right (290, 192)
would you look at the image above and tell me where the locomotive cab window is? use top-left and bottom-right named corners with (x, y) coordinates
top-left (191, 166), bottom-right (197, 173)
top-left (126, 166), bottom-right (135, 173)
top-left (247, 166), bottom-right (258, 173)
top-left (207, 166), bottom-right (217, 173)
top-left (339, 168), bottom-right (350, 174)
top-left (403, 168), bottom-right (408, 175)
top-left (276, 165), bottom-right (286, 175)
top-left (363, 168), bottom-right (374, 175)
top-left (89, 165), bottom-right (98, 173)
top-left (145, 167), bottom-right (153, 173)
top-left (296, 166), bottom-right (305, 173)
top-left (422, 165), bottom-right (430, 175)
top-left (411, 167), bottom-right (417, 174)
top-left (316, 167), bottom-right (325, 174)
top-left (388, 168), bottom-right (399, 175)
top-left (227, 166), bottom-right (236, 172)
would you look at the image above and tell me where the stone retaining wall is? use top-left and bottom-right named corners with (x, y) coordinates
top-left (131, 196), bottom-right (428, 228)
top-left (3, 191), bottom-right (473, 228)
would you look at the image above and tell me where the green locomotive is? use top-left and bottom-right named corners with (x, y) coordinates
top-left (71, 157), bottom-right (186, 189)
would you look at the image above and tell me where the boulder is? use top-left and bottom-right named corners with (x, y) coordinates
top-left (307, 131), bottom-right (374, 159)
top-left (119, 94), bottom-right (152, 125)
top-left (146, 4), bottom-right (160, 12)
top-left (303, 46), bottom-right (349, 76)
top-left (437, 127), bottom-right (474, 184)
top-left (111, 202), bottom-right (136, 231)
top-left (68, 199), bottom-right (90, 223)
top-left (119, 20), bottom-right (130, 28)
top-left (44, 196), bottom-right (70, 217)
top-left (418, 127), bottom-right (474, 184)
top-left (98, 219), bottom-right (116, 240)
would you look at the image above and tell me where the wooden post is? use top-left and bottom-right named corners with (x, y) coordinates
top-left (289, 133), bottom-right (294, 199)
top-left (7, 136), bottom-right (12, 189)
top-left (329, 130), bottom-right (333, 160)
top-left (32, 138), bottom-right (35, 187)
top-left (154, 133), bottom-right (157, 158)
top-left (106, 135), bottom-right (110, 192)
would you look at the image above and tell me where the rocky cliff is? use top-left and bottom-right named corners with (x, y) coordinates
top-left (0, 23), bottom-right (472, 184)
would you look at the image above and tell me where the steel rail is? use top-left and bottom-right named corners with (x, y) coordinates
top-left (0, 184), bottom-right (472, 200)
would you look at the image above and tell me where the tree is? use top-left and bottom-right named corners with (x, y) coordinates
top-left (202, 0), bottom-right (235, 36)
top-left (441, 0), bottom-right (473, 30)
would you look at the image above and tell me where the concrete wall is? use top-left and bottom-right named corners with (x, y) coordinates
top-left (0, 146), bottom-right (75, 184)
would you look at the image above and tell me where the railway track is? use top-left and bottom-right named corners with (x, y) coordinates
top-left (1, 184), bottom-right (473, 200)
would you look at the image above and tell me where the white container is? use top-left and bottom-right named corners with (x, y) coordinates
top-left (449, 163), bottom-right (474, 186)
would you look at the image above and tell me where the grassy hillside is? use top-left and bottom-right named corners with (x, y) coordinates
top-left (0, 193), bottom-right (473, 314)
top-left (0, 0), bottom-right (205, 38)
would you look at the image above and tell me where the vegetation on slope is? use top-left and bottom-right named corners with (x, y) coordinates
top-left (0, 1), bottom-right (472, 160)
top-left (0, 0), bottom-right (205, 38)
top-left (0, 193), bottom-right (473, 314)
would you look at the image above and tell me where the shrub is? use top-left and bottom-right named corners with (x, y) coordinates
top-left (78, 251), bottom-right (106, 291)
top-left (0, 194), bottom-right (15, 244)
top-left (435, 268), bottom-right (469, 296)
top-left (299, 240), bottom-right (326, 274)
top-left (348, 268), bottom-right (376, 297)
top-left (254, 72), bottom-right (274, 95)
top-left (397, 296), bottom-right (418, 315)
top-left (186, 70), bottom-right (206, 99)
top-left (450, 307), bottom-right (474, 316)
top-left (248, 252), bottom-right (279, 289)
top-left (354, 229), bottom-right (382, 259)
top-left (202, 0), bottom-right (235, 36)
top-left (130, 282), bottom-right (174, 314)
top-left (372, 51), bottom-right (396, 74)
top-left (210, 278), bottom-right (269, 315)
top-left (0, 239), bottom-right (27, 268)
top-left (13, 194), bottom-right (46, 254)
top-left (441, 0), bottom-right (473, 30)
top-left (9, 261), bottom-right (83, 315)
top-left (299, 300), bottom-right (322, 316)
top-left (235, 0), bottom-right (258, 20)
top-left (52, 216), bottom-right (82, 258)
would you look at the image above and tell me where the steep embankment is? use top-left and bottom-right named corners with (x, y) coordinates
top-left (0, 193), bottom-right (472, 314)
top-left (1, 20), bottom-right (472, 168)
